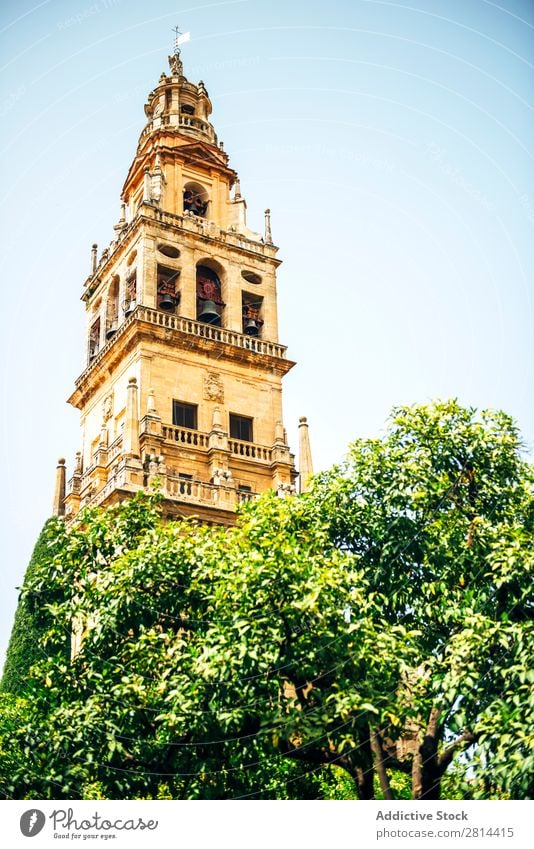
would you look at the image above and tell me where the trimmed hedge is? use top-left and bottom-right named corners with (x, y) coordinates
top-left (1, 520), bottom-right (56, 695)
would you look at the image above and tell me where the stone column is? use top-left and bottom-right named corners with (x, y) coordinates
top-left (123, 377), bottom-right (140, 458)
top-left (143, 166), bottom-right (151, 203)
top-left (52, 458), bottom-right (66, 517)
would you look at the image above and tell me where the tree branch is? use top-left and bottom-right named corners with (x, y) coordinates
top-left (438, 730), bottom-right (478, 773)
top-left (370, 728), bottom-right (394, 799)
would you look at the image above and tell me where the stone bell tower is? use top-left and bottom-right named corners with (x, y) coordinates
top-left (59, 43), bottom-right (299, 525)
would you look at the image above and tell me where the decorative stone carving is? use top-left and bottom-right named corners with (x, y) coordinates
top-left (204, 372), bottom-right (224, 402)
top-left (168, 53), bottom-right (183, 76)
top-left (276, 481), bottom-right (296, 498)
top-left (212, 467), bottom-right (232, 486)
top-left (103, 393), bottom-right (113, 421)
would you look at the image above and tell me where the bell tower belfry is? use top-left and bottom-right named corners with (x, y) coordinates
top-left (62, 44), bottom-right (298, 524)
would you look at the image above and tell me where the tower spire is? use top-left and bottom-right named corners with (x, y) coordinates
top-left (298, 416), bottom-right (314, 493)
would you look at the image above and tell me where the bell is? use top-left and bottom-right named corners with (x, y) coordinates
top-left (106, 324), bottom-right (116, 340)
top-left (243, 317), bottom-right (259, 336)
top-left (159, 293), bottom-right (174, 311)
top-left (198, 299), bottom-right (220, 324)
top-left (124, 299), bottom-right (136, 316)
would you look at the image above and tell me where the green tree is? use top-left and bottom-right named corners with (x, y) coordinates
top-left (313, 400), bottom-right (534, 799)
top-left (0, 401), bottom-right (531, 800)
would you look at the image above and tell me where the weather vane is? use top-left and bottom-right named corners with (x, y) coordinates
top-left (169, 25), bottom-right (190, 75)
top-left (172, 24), bottom-right (190, 55)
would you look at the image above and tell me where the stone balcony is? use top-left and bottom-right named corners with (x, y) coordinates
top-left (67, 462), bottom-right (257, 518)
top-left (161, 424), bottom-right (274, 464)
top-left (65, 422), bottom-right (287, 518)
top-left (73, 305), bottom-right (291, 397)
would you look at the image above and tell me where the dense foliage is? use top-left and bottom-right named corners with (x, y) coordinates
top-left (0, 401), bottom-right (532, 800)
top-left (1, 519), bottom-right (64, 697)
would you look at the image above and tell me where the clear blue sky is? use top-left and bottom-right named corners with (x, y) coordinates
top-left (1, 0), bottom-right (533, 669)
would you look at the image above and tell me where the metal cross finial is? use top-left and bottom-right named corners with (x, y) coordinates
top-left (172, 25), bottom-right (182, 56)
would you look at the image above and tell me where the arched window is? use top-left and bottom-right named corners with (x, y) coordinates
top-left (106, 275), bottom-right (120, 339)
top-left (183, 181), bottom-right (209, 217)
top-left (242, 292), bottom-right (264, 337)
top-left (196, 265), bottom-right (223, 325)
top-left (157, 265), bottom-right (180, 311)
top-left (89, 316), bottom-right (101, 361)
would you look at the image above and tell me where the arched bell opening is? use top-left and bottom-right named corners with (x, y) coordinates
top-left (88, 300), bottom-right (102, 363)
top-left (196, 263), bottom-right (224, 326)
top-left (106, 275), bottom-right (120, 339)
top-left (183, 181), bottom-right (209, 218)
top-left (123, 269), bottom-right (137, 317)
top-left (242, 291), bottom-right (264, 337)
top-left (157, 265), bottom-right (181, 312)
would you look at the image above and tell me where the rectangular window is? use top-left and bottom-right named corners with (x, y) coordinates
top-left (230, 414), bottom-right (253, 442)
top-left (172, 401), bottom-right (198, 430)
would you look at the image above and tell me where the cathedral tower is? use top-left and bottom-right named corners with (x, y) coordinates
top-left (59, 44), bottom-right (299, 525)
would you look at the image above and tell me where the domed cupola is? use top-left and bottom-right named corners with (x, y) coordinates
top-left (141, 48), bottom-right (217, 147)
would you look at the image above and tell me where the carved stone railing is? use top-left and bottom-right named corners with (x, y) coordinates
top-left (107, 434), bottom-right (123, 462)
top-left (162, 425), bottom-right (209, 447)
top-left (85, 202), bottom-right (276, 299)
top-left (75, 305), bottom-right (287, 389)
top-left (86, 477), bottom-right (118, 509)
top-left (150, 207), bottom-right (274, 258)
top-left (166, 476), bottom-right (250, 510)
top-left (228, 438), bottom-right (272, 462)
top-left (137, 307), bottom-right (287, 359)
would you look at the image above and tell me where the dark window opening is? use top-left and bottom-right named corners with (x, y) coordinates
top-left (196, 265), bottom-right (223, 325)
top-left (181, 103), bottom-right (195, 115)
top-left (106, 276), bottom-right (120, 338)
top-left (230, 414), bottom-right (253, 442)
top-left (241, 270), bottom-right (262, 285)
top-left (172, 401), bottom-right (198, 430)
top-left (124, 271), bottom-right (137, 316)
top-left (89, 317), bottom-right (100, 360)
top-left (242, 292), bottom-right (263, 337)
top-left (157, 265), bottom-right (180, 311)
top-left (183, 186), bottom-right (208, 217)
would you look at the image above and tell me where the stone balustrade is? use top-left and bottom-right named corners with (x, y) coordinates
top-left (228, 438), bottom-right (272, 462)
top-left (162, 425), bottom-right (209, 447)
top-left (107, 435), bottom-right (123, 462)
top-left (87, 202), bottom-right (274, 287)
top-left (166, 476), bottom-right (257, 509)
top-left (137, 306), bottom-right (287, 359)
top-left (75, 305), bottom-right (287, 389)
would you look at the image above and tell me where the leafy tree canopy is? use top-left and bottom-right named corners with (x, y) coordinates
top-left (1, 400), bottom-right (532, 800)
